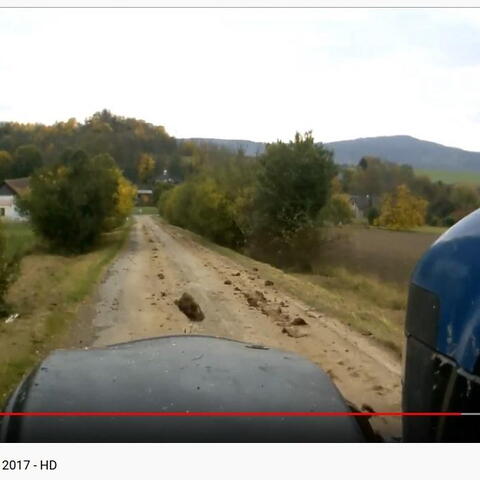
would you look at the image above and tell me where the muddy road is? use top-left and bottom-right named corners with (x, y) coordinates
top-left (86, 215), bottom-right (402, 439)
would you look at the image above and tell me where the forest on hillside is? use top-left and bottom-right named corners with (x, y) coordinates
top-left (0, 110), bottom-right (178, 184)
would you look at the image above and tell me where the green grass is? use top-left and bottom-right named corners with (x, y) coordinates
top-left (416, 168), bottom-right (480, 185)
top-left (3, 221), bottom-right (36, 260)
top-left (409, 225), bottom-right (448, 234)
top-left (133, 206), bottom-right (158, 215)
top-left (370, 224), bottom-right (447, 235)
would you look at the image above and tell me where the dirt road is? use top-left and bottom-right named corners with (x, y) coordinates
top-left (86, 215), bottom-right (402, 439)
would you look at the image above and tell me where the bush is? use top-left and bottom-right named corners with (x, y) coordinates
top-left (160, 176), bottom-right (245, 249)
top-left (159, 153), bottom-right (257, 249)
top-left (19, 151), bottom-right (135, 252)
top-left (318, 193), bottom-right (355, 226)
top-left (443, 216), bottom-right (456, 227)
top-left (0, 223), bottom-right (19, 316)
top-left (154, 182), bottom-right (175, 207)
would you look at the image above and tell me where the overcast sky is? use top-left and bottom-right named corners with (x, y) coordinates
top-left (1, 8), bottom-right (480, 150)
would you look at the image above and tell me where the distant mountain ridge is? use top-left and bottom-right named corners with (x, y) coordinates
top-left (182, 138), bottom-right (266, 157)
top-left (180, 135), bottom-right (480, 172)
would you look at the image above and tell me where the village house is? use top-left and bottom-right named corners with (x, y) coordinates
top-left (0, 177), bottom-right (29, 220)
top-left (136, 188), bottom-right (154, 206)
top-left (349, 194), bottom-right (381, 219)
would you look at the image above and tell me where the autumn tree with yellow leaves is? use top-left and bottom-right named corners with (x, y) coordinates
top-left (137, 153), bottom-right (155, 184)
top-left (375, 184), bottom-right (428, 230)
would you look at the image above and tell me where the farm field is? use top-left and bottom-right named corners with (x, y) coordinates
top-left (415, 168), bottom-right (480, 185)
top-left (316, 225), bottom-right (442, 287)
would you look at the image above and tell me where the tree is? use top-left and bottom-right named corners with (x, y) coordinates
top-left (19, 151), bottom-right (135, 252)
top-left (318, 178), bottom-right (354, 225)
top-left (450, 183), bottom-right (480, 220)
top-left (12, 144), bottom-right (42, 177)
top-left (137, 153), bottom-right (155, 184)
top-left (376, 184), bottom-right (428, 230)
top-left (106, 174), bottom-right (137, 230)
top-left (168, 155), bottom-right (185, 182)
top-left (318, 193), bottom-right (354, 226)
top-left (252, 132), bottom-right (337, 239)
top-left (0, 151), bottom-right (13, 182)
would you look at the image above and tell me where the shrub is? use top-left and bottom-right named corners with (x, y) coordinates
top-left (19, 151), bottom-right (135, 252)
top-left (318, 193), bottom-right (355, 226)
top-left (443, 216), bottom-right (456, 227)
top-left (0, 223), bottom-right (19, 316)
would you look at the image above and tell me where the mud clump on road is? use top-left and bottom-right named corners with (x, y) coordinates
top-left (175, 293), bottom-right (205, 322)
top-left (281, 326), bottom-right (308, 338)
top-left (244, 290), bottom-right (267, 308)
top-left (291, 317), bottom-right (308, 326)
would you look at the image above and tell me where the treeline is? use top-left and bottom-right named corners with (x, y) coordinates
top-left (0, 110), bottom-right (181, 184)
top-left (342, 156), bottom-right (480, 227)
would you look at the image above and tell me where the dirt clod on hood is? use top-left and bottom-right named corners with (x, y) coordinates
top-left (174, 293), bottom-right (205, 322)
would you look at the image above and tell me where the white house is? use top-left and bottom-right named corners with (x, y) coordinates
top-left (0, 178), bottom-right (29, 220)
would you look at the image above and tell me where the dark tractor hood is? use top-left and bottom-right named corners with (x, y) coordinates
top-left (1, 335), bottom-right (365, 442)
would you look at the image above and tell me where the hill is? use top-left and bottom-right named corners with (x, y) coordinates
top-left (326, 135), bottom-right (480, 171)
top-left (182, 135), bottom-right (480, 172)
top-left (180, 138), bottom-right (266, 157)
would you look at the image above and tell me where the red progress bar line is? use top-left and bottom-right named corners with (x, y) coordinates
top-left (0, 412), bottom-right (463, 417)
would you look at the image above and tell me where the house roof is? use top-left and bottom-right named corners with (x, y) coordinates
top-left (4, 177), bottom-right (30, 196)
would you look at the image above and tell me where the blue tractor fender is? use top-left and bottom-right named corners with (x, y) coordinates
top-left (410, 208), bottom-right (480, 373)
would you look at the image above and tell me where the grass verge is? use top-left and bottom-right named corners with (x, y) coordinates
top-left (3, 220), bottom-right (37, 261)
top-left (0, 219), bottom-right (132, 404)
